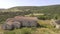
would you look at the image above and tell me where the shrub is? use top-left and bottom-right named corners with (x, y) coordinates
top-left (20, 28), bottom-right (31, 34)
top-left (37, 15), bottom-right (52, 20)
top-left (4, 31), bottom-right (15, 34)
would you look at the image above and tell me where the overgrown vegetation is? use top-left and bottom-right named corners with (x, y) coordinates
top-left (0, 5), bottom-right (60, 34)
top-left (0, 5), bottom-right (60, 24)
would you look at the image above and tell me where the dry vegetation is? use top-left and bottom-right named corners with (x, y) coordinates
top-left (0, 20), bottom-right (60, 34)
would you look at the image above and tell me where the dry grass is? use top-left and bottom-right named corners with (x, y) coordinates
top-left (32, 28), bottom-right (59, 34)
top-left (0, 20), bottom-right (60, 34)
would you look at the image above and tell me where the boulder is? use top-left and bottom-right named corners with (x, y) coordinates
top-left (2, 24), bottom-right (14, 30)
top-left (13, 21), bottom-right (21, 29)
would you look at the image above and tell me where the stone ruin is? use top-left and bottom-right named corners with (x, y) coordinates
top-left (2, 16), bottom-right (38, 30)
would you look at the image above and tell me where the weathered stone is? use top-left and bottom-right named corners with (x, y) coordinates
top-left (51, 19), bottom-right (60, 29)
top-left (2, 24), bottom-right (14, 30)
top-left (13, 21), bottom-right (21, 29)
top-left (2, 16), bottom-right (38, 30)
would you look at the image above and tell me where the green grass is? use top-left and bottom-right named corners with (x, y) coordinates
top-left (0, 20), bottom-right (60, 34)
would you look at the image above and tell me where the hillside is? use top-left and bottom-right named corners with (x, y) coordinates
top-left (0, 5), bottom-right (60, 24)
top-left (7, 5), bottom-right (60, 14)
top-left (0, 5), bottom-right (60, 34)
top-left (0, 5), bottom-right (60, 14)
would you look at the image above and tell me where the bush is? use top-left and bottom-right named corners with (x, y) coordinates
top-left (4, 31), bottom-right (15, 34)
top-left (20, 28), bottom-right (31, 34)
top-left (37, 15), bottom-right (52, 20)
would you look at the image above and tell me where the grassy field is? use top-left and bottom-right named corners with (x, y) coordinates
top-left (0, 20), bottom-right (60, 34)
